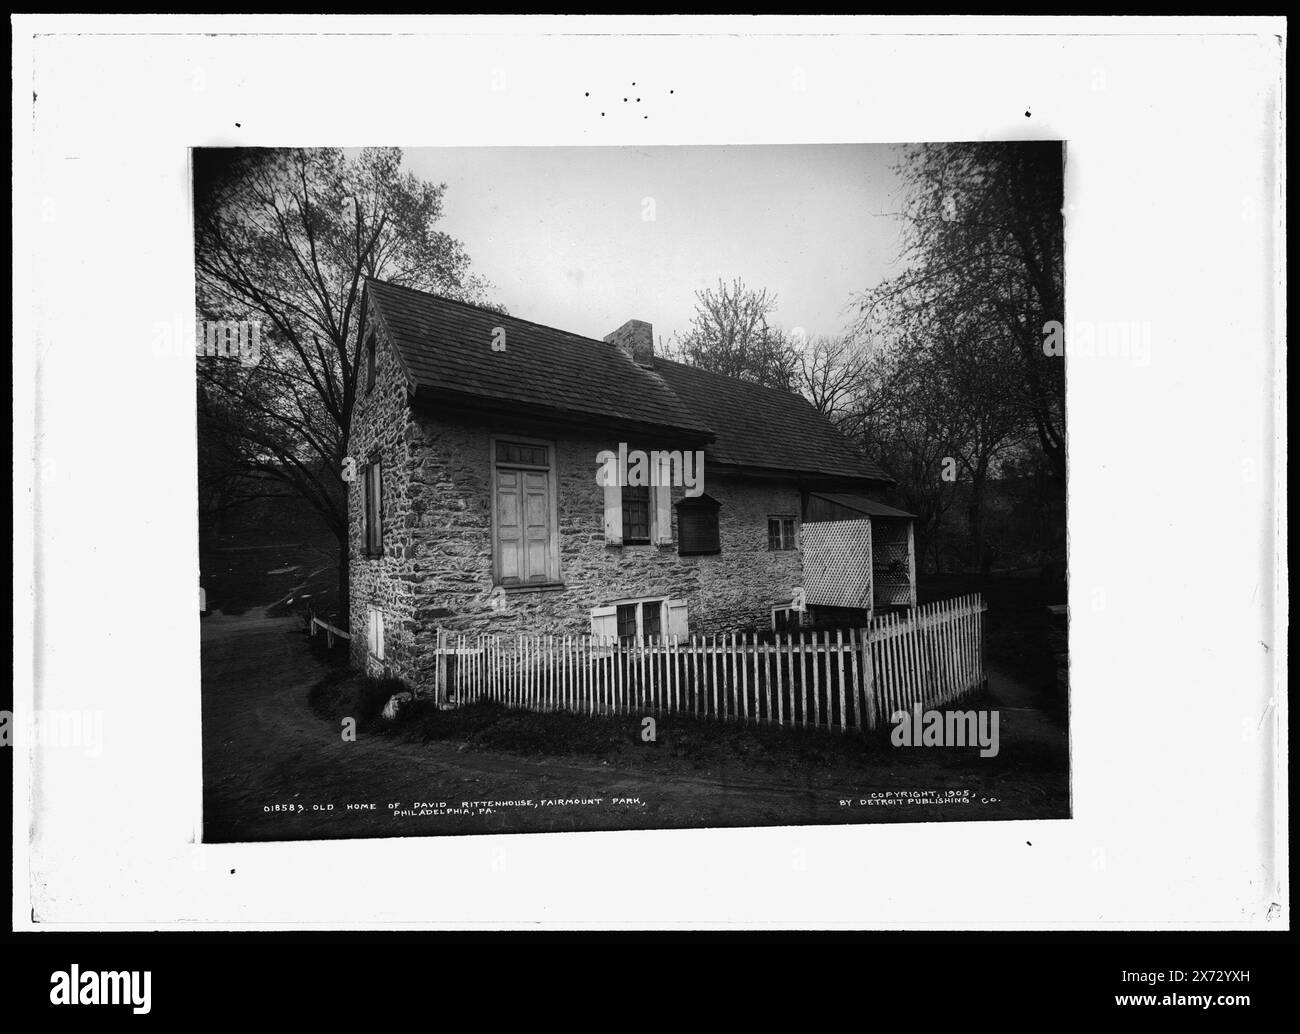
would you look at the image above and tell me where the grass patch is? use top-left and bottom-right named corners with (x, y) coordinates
top-left (303, 670), bottom-right (1061, 781)
top-left (386, 694), bottom-right (904, 771)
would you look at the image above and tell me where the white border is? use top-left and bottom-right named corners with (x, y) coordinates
top-left (11, 15), bottom-right (1287, 930)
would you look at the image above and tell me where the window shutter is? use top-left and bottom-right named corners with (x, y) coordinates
top-left (674, 493), bottom-right (722, 556)
top-left (374, 461), bottom-right (383, 554)
top-left (495, 469), bottom-right (525, 583)
top-left (603, 483), bottom-right (622, 545)
top-left (364, 461), bottom-right (384, 557)
top-left (590, 605), bottom-right (617, 639)
top-left (362, 464), bottom-right (371, 554)
top-left (522, 470), bottom-right (551, 582)
top-left (654, 485), bottom-right (673, 545)
top-left (367, 607), bottom-right (385, 660)
top-left (665, 599), bottom-right (689, 639)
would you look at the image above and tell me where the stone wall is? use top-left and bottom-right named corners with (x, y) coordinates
top-left (349, 372), bottom-right (807, 691)
top-left (345, 314), bottom-right (418, 679)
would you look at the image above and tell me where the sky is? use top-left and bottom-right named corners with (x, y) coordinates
top-left (400, 144), bottom-right (909, 348)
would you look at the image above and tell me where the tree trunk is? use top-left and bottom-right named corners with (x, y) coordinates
top-left (968, 473), bottom-right (987, 575)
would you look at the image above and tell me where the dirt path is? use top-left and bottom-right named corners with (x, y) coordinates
top-left (984, 667), bottom-right (1070, 757)
top-left (201, 611), bottom-right (1069, 842)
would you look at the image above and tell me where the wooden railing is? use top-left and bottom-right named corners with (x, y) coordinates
top-left (431, 594), bottom-right (987, 732)
top-left (307, 613), bottom-right (350, 648)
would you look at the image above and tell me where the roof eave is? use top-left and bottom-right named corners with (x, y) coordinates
top-left (410, 383), bottom-right (715, 445)
top-left (705, 461), bottom-right (895, 488)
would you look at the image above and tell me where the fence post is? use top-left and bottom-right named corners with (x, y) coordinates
top-left (861, 623), bottom-right (877, 731)
top-left (434, 626), bottom-right (449, 706)
top-left (979, 595), bottom-right (989, 694)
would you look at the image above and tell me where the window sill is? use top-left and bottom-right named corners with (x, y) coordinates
top-left (500, 581), bottom-right (567, 595)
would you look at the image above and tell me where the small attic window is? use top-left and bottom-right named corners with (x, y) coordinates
top-left (365, 333), bottom-right (377, 394)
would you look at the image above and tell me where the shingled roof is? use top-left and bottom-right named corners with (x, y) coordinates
top-left (364, 279), bottom-right (892, 485)
top-left (808, 492), bottom-right (915, 519)
top-left (652, 357), bottom-right (893, 483)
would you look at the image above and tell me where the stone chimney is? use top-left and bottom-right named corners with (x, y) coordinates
top-left (604, 319), bottom-right (654, 368)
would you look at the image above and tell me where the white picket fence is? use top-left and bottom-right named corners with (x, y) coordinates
top-left (432, 594), bottom-right (986, 733)
top-left (865, 594), bottom-right (987, 724)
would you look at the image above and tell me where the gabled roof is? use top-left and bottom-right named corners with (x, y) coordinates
top-left (365, 279), bottom-right (707, 441)
top-left (363, 279), bottom-right (892, 485)
top-left (652, 357), bottom-right (892, 483)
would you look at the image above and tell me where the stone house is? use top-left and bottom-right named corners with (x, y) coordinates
top-left (347, 278), bottom-right (903, 686)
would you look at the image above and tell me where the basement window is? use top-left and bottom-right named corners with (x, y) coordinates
top-left (592, 599), bottom-right (687, 642)
top-left (614, 599), bottom-right (665, 644)
top-left (772, 605), bottom-right (802, 634)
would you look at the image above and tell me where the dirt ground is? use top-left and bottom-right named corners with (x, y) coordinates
top-left (201, 609), bottom-right (1070, 843)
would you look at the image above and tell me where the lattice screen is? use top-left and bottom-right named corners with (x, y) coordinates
top-left (872, 518), bottom-right (914, 607)
top-left (801, 519), bottom-right (872, 609)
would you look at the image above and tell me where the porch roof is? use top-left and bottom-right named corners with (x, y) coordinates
top-left (808, 492), bottom-right (916, 520)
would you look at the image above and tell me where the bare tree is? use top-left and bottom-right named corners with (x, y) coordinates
top-left (853, 142), bottom-right (1065, 482)
top-left (921, 309), bottom-right (1031, 573)
top-left (793, 332), bottom-right (872, 421)
top-left (194, 147), bottom-right (496, 611)
top-left (850, 335), bottom-right (962, 571)
top-left (669, 278), bottom-right (799, 389)
top-left (846, 295), bottom-right (1028, 573)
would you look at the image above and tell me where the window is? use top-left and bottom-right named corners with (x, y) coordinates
top-left (675, 494), bottom-right (722, 556)
top-left (621, 485), bottom-right (651, 544)
top-left (772, 605), bottom-right (802, 633)
top-left (616, 603), bottom-right (639, 642)
top-left (496, 441), bottom-right (549, 466)
top-left (363, 459), bottom-right (383, 557)
top-left (642, 601), bottom-right (662, 640)
top-left (365, 334), bottom-right (377, 394)
top-left (601, 444), bottom-right (672, 547)
top-left (593, 599), bottom-right (688, 642)
top-left (599, 598), bottom-right (675, 644)
top-left (768, 516), bottom-right (797, 551)
top-left (492, 438), bottom-right (560, 586)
